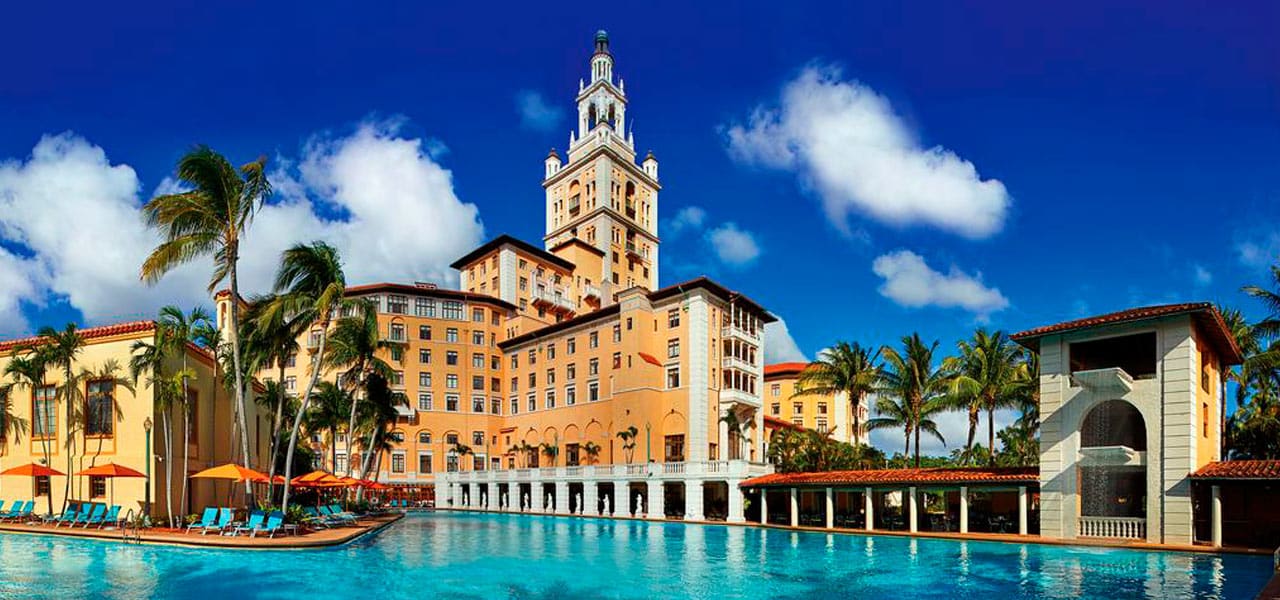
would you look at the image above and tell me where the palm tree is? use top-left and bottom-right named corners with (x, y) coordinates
top-left (265, 241), bottom-right (347, 513)
top-left (944, 329), bottom-right (1024, 466)
top-left (157, 306), bottom-right (211, 520)
top-left (323, 300), bottom-right (395, 474)
top-left (140, 146), bottom-right (270, 500)
top-left (242, 294), bottom-right (306, 493)
top-left (5, 349), bottom-right (54, 514)
top-left (582, 441), bottom-right (602, 465)
top-left (793, 342), bottom-right (881, 446)
top-left (616, 426), bottom-right (639, 464)
top-left (129, 338), bottom-right (179, 526)
top-left (79, 360), bottom-right (132, 470)
top-left (36, 324), bottom-right (84, 512)
top-left (0, 384), bottom-right (30, 445)
top-left (879, 334), bottom-right (952, 467)
top-left (304, 382), bottom-right (352, 474)
top-left (354, 372), bottom-right (405, 482)
top-left (540, 442), bottom-right (559, 467)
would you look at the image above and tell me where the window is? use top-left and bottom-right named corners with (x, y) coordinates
top-left (85, 380), bottom-right (114, 437)
top-left (418, 431), bottom-right (431, 444)
top-left (391, 453), bottom-right (406, 473)
top-left (520, 276), bottom-right (528, 290)
top-left (419, 372), bottom-right (431, 387)
top-left (612, 325), bottom-right (621, 342)
top-left (588, 381), bottom-right (599, 402)
top-left (818, 402), bottom-right (828, 414)
top-left (472, 396), bottom-right (485, 413)
top-left (418, 393), bottom-right (432, 411)
top-left (472, 308), bottom-right (485, 322)
top-left (446, 395), bottom-right (460, 412)
top-left (566, 337), bottom-right (576, 355)
top-left (546, 368), bottom-right (556, 385)
top-left (666, 366), bottom-right (681, 388)
top-left (527, 393), bottom-right (536, 412)
top-left (626, 317), bottom-right (633, 331)
top-left (771, 403), bottom-right (780, 416)
top-left (387, 295), bottom-right (408, 314)
top-left (792, 417), bottom-right (804, 426)
top-left (391, 346), bottom-right (403, 362)
top-left (419, 325), bottom-right (432, 340)
top-left (420, 349), bottom-right (431, 363)
top-left (771, 384), bottom-right (780, 397)
top-left (471, 376), bottom-right (484, 391)
top-left (511, 354), bottom-right (519, 369)
top-left (528, 372), bottom-right (536, 387)
top-left (473, 353), bottom-right (485, 368)
top-left (566, 386), bottom-right (576, 406)
top-left (472, 431), bottom-right (485, 446)
top-left (528, 349), bottom-right (537, 365)
top-left (335, 454), bottom-right (348, 474)
top-left (491, 397), bottom-right (501, 415)
top-left (446, 351), bottom-right (458, 366)
top-left (589, 331), bottom-right (599, 348)
top-left (415, 297), bottom-right (436, 317)
top-left (667, 338), bottom-right (680, 358)
top-left (546, 344), bottom-right (556, 360)
top-left (285, 376), bottom-right (297, 392)
top-left (89, 476), bottom-right (107, 498)
top-left (418, 453), bottom-right (433, 473)
top-left (816, 418), bottom-right (828, 433)
top-left (510, 396), bottom-right (519, 415)
top-left (566, 364), bottom-right (576, 381)
top-left (446, 374), bottom-right (458, 390)
top-left (491, 377), bottom-right (500, 392)
top-left (1203, 402), bottom-right (1210, 438)
top-left (473, 455), bottom-right (486, 471)
top-left (446, 433), bottom-right (459, 445)
top-left (390, 322), bottom-right (405, 341)
top-left (589, 358), bottom-right (599, 376)
top-left (565, 443), bottom-right (580, 466)
top-left (391, 371), bottom-right (404, 386)
top-left (446, 328), bottom-right (459, 343)
top-left (446, 455), bottom-right (459, 472)
top-left (545, 389), bottom-right (556, 409)
top-left (612, 353), bottom-right (621, 369)
top-left (668, 308), bottom-right (680, 328)
top-left (442, 301), bottom-right (465, 320)
top-left (35, 476), bottom-right (50, 497)
top-left (472, 331), bottom-right (485, 345)
top-left (509, 376), bottom-right (518, 393)
top-left (33, 386), bottom-right (55, 439)
top-left (664, 435), bottom-right (685, 462)
top-left (491, 355), bottom-right (500, 370)
top-left (793, 402), bottom-right (803, 414)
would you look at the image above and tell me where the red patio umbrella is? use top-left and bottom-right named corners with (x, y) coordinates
top-left (2, 463), bottom-right (66, 514)
top-left (74, 462), bottom-right (145, 506)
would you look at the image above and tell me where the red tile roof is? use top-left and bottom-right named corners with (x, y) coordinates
top-left (763, 415), bottom-right (802, 431)
top-left (1190, 460), bottom-right (1280, 480)
top-left (1011, 302), bottom-right (1243, 365)
top-left (0, 320), bottom-right (157, 353)
top-left (742, 466), bottom-right (1039, 488)
top-left (764, 362), bottom-right (808, 378)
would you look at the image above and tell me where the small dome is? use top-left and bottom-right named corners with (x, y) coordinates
top-left (546, 148), bottom-right (561, 161)
top-left (644, 150), bottom-right (657, 162)
top-left (595, 30), bottom-right (608, 42)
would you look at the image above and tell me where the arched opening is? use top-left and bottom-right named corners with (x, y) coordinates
top-left (624, 181), bottom-right (636, 218)
top-left (1081, 400), bottom-right (1147, 450)
top-left (1079, 400), bottom-right (1147, 538)
top-left (567, 180), bottom-right (581, 214)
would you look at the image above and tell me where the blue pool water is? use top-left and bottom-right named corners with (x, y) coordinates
top-left (0, 512), bottom-right (1270, 599)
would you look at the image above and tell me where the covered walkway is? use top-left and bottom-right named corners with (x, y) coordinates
top-left (741, 467), bottom-right (1039, 536)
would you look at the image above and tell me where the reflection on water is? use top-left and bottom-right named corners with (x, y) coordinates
top-left (0, 513), bottom-right (1270, 600)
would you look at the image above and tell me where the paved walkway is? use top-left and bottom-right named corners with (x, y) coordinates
top-left (0, 512), bottom-right (403, 549)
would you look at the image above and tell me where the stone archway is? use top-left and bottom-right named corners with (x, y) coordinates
top-left (1078, 399), bottom-right (1148, 539)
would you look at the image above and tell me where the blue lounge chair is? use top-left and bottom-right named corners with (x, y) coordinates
top-left (72, 504), bottom-right (104, 528)
top-left (301, 506), bottom-right (335, 528)
top-left (88, 505), bottom-right (120, 529)
top-left (327, 504), bottom-right (360, 522)
top-left (185, 507), bottom-right (218, 533)
top-left (0, 500), bottom-right (19, 518)
top-left (52, 503), bottom-right (88, 527)
top-left (202, 508), bottom-right (233, 535)
top-left (253, 511), bottom-right (285, 538)
top-left (2, 501), bottom-right (33, 522)
top-left (319, 505), bottom-right (356, 525)
top-left (228, 510), bottom-right (265, 537)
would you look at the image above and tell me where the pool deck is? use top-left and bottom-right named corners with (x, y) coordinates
top-left (1259, 572), bottom-right (1280, 600)
top-left (0, 511), bottom-right (404, 549)
top-left (438, 507), bottom-right (1275, 556)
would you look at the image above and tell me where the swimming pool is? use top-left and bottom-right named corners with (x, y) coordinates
top-left (0, 512), bottom-right (1269, 599)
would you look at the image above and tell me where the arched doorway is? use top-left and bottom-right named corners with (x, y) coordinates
top-left (1078, 400), bottom-right (1148, 539)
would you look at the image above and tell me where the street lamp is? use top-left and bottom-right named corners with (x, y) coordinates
top-left (143, 417), bottom-right (152, 518)
top-left (645, 422), bottom-right (652, 463)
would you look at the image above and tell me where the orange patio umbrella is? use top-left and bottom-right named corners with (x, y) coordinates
top-left (290, 470), bottom-right (340, 487)
top-left (74, 462), bottom-right (145, 506)
top-left (2, 463), bottom-right (66, 513)
top-left (190, 463), bottom-right (267, 483)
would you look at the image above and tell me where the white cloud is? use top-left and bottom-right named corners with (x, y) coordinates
top-left (0, 122), bottom-right (484, 336)
top-left (706, 223), bottom-right (761, 267)
top-left (763, 319), bottom-right (807, 364)
top-left (666, 206), bottom-right (707, 238)
top-left (1193, 264), bottom-right (1213, 286)
top-left (871, 249), bottom-right (1009, 316)
top-left (515, 90), bottom-right (564, 132)
top-left (868, 401), bottom-right (1018, 456)
top-left (1237, 232), bottom-right (1280, 268)
top-left (725, 65), bottom-right (1011, 239)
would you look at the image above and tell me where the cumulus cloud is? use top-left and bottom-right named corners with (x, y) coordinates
top-left (724, 65), bottom-right (1011, 239)
top-left (515, 90), bottom-right (564, 132)
top-left (871, 249), bottom-right (1009, 316)
top-left (0, 121), bottom-right (484, 337)
top-left (1238, 232), bottom-right (1280, 268)
top-left (706, 223), bottom-right (761, 267)
top-left (1193, 264), bottom-right (1213, 286)
top-left (763, 319), bottom-right (807, 364)
top-left (666, 206), bottom-right (707, 238)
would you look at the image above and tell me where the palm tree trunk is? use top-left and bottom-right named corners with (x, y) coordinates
top-left (914, 425), bottom-right (921, 468)
top-left (344, 366), bottom-right (364, 477)
top-left (163, 411), bottom-right (174, 527)
top-left (61, 374), bottom-right (73, 515)
top-left (987, 404), bottom-right (996, 467)
top-left (281, 319), bottom-right (329, 513)
top-left (180, 356), bottom-right (190, 523)
top-left (228, 258), bottom-right (253, 503)
top-left (39, 379), bottom-right (54, 516)
top-left (330, 426), bottom-right (338, 472)
top-left (966, 404), bottom-right (978, 452)
top-left (266, 361), bottom-right (286, 499)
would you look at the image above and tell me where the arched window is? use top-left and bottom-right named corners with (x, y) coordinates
top-left (418, 431), bottom-right (431, 444)
top-left (1081, 400), bottom-right (1146, 450)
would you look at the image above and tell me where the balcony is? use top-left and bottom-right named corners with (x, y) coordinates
top-left (1079, 516), bottom-right (1146, 540)
top-left (583, 284), bottom-right (601, 301)
top-left (1072, 367), bottom-right (1135, 394)
top-left (568, 198), bottom-right (580, 215)
top-left (719, 387), bottom-right (761, 408)
top-left (1079, 445), bottom-right (1147, 467)
top-left (531, 285), bottom-right (576, 315)
top-left (721, 355), bottom-right (756, 372)
top-left (721, 324), bottom-right (760, 343)
top-left (625, 241), bottom-right (646, 262)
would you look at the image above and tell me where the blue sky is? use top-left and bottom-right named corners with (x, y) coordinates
top-left (1, 1), bottom-right (1277, 452)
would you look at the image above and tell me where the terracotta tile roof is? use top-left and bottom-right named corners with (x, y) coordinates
top-left (0, 320), bottom-right (157, 353)
top-left (1011, 302), bottom-right (1243, 365)
top-left (742, 466), bottom-right (1039, 488)
top-left (764, 362), bottom-right (808, 378)
top-left (342, 282), bottom-right (517, 311)
top-left (762, 415), bottom-right (802, 431)
top-left (449, 234), bottom-right (575, 271)
top-left (1190, 460), bottom-right (1280, 480)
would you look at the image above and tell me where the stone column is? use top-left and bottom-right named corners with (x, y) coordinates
top-left (530, 480), bottom-right (541, 512)
top-left (1018, 486), bottom-right (1028, 535)
top-left (727, 479), bottom-right (745, 523)
top-left (959, 486), bottom-right (969, 534)
top-left (864, 487), bottom-right (874, 531)
top-left (584, 480), bottom-right (599, 516)
top-left (789, 487), bottom-right (799, 527)
top-left (824, 487), bottom-right (834, 529)
top-left (1210, 484), bottom-right (1223, 547)
top-left (760, 488), bottom-right (769, 524)
top-left (611, 480), bottom-right (624, 517)
top-left (647, 480), bottom-right (664, 519)
top-left (685, 479), bottom-right (705, 521)
top-left (556, 480), bottom-right (570, 515)
top-left (908, 487), bottom-right (918, 533)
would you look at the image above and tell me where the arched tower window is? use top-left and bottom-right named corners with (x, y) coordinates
top-left (1081, 400), bottom-right (1146, 450)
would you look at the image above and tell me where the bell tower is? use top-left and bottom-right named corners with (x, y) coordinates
top-left (543, 30), bottom-right (661, 301)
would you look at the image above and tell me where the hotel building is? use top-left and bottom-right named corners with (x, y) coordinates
top-left (763, 362), bottom-right (867, 445)
top-left (268, 31), bottom-right (775, 522)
